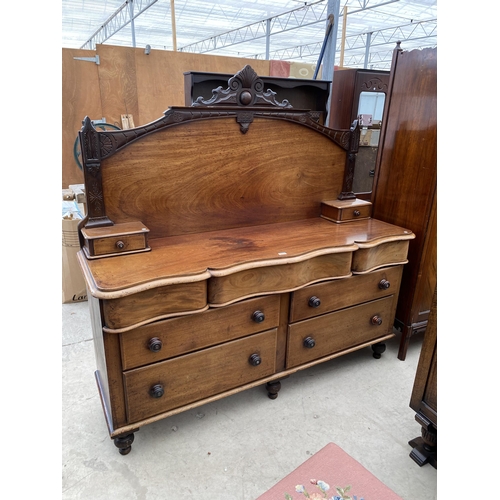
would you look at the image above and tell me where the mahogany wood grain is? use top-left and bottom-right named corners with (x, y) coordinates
top-left (290, 265), bottom-right (403, 322)
top-left (371, 47), bottom-right (437, 360)
top-left (351, 240), bottom-right (410, 273)
top-left (276, 293), bottom-right (290, 372)
top-left (79, 218), bottom-right (413, 298)
top-left (102, 281), bottom-right (207, 330)
top-left (208, 252), bottom-right (352, 306)
top-left (123, 329), bottom-right (277, 422)
top-left (87, 294), bottom-right (128, 430)
top-left (89, 233), bottom-right (148, 257)
top-left (286, 296), bottom-right (395, 369)
top-left (119, 295), bottom-right (280, 370)
top-left (321, 199), bottom-right (372, 222)
top-left (100, 118), bottom-right (346, 240)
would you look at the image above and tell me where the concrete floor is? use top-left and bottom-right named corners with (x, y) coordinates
top-left (62, 300), bottom-right (437, 499)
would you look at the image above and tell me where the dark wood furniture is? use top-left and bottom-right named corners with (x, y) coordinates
top-left (184, 70), bottom-right (331, 123)
top-left (371, 44), bottom-right (437, 360)
top-left (77, 66), bottom-right (414, 454)
top-left (409, 287), bottom-right (437, 468)
top-left (328, 68), bottom-right (390, 199)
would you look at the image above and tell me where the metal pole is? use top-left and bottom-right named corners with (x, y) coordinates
top-left (129, 0), bottom-right (136, 47)
top-left (265, 18), bottom-right (271, 60)
top-left (322, 0), bottom-right (340, 127)
top-left (364, 32), bottom-right (372, 69)
top-left (170, 0), bottom-right (177, 51)
top-left (339, 6), bottom-right (348, 67)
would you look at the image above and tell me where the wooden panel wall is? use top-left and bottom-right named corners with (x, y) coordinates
top-left (62, 45), bottom-right (270, 188)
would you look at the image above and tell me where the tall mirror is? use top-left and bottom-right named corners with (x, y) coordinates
top-left (353, 91), bottom-right (386, 196)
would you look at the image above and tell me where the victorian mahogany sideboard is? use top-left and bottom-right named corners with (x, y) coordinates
top-left (77, 66), bottom-right (415, 454)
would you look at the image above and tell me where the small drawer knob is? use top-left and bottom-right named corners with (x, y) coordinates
top-left (150, 384), bottom-right (164, 398)
top-left (115, 240), bottom-right (125, 250)
top-left (148, 337), bottom-right (163, 352)
top-left (353, 210), bottom-right (361, 217)
top-left (252, 310), bottom-right (265, 323)
top-left (371, 315), bottom-right (383, 326)
top-left (303, 337), bottom-right (316, 349)
top-left (249, 353), bottom-right (262, 366)
top-left (378, 279), bottom-right (390, 290)
top-left (308, 296), bottom-right (321, 308)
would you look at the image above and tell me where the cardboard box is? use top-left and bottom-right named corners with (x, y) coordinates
top-left (62, 200), bottom-right (87, 303)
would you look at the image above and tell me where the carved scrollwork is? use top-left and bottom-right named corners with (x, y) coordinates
top-left (192, 65), bottom-right (292, 109)
top-left (360, 77), bottom-right (388, 93)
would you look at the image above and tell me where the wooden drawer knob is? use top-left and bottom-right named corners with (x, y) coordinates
top-left (115, 240), bottom-right (125, 250)
top-left (371, 315), bottom-right (383, 326)
top-left (378, 279), bottom-right (391, 290)
top-left (252, 310), bottom-right (265, 323)
top-left (308, 296), bottom-right (321, 308)
top-left (148, 337), bottom-right (163, 352)
top-left (249, 353), bottom-right (262, 366)
top-left (150, 384), bottom-right (164, 398)
top-left (303, 337), bottom-right (316, 348)
top-left (353, 210), bottom-right (361, 217)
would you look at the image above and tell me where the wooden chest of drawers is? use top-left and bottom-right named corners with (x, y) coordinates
top-left (77, 66), bottom-right (414, 454)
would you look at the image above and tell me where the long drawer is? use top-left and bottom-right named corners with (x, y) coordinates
top-left (286, 296), bottom-right (394, 369)
top-left (290, 266), bottom-right (402, 322)
top-left (123, 329), bottom-right (277, 422)
top-left (120, 295), bottom-right (280, 370)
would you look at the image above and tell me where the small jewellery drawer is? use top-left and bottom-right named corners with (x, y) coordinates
top-left (290, 266), bottom-right (403, 322)
top-left (81, 221), bottom-right (150, 258)
top-left (123, 329), bottom-right (277, 422)
top-left (120, 295), bottom-right (281, 370)
top-left (103, 281), bottom-right (208, 331)
top-left (321, 199), bottom-right (372, 222)
top-left (286, 296), bottom-right (394, 369)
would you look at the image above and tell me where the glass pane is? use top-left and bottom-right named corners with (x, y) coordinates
top-left (358, 92), bottom-right (385, 121)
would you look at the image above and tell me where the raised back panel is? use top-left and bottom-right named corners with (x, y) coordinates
top-left (101, 117), bottom-right (345, 239)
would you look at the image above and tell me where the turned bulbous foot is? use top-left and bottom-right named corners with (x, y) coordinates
top-left (114, 433), bottom-right (135, 455)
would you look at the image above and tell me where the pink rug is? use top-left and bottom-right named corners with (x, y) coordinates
top-left (257, 443), bottom-right (402, 500)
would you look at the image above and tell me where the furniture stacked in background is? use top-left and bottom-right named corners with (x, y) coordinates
top-left (371, 44), bottom-right (437, 361)
top-left (328, 68), bottom-right (390, 200)
top-left (409, 287), bottom-right (437, 468)
top-left (76, 65), bottom-right (414, 454)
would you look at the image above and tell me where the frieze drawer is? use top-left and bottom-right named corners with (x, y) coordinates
top-left (120, 295), bottom-right (281, 370)
top-left (102, 281), bottom-right (208, 331)
top-left (286, 296), bottom-right (395, 369)
top-left (290, 266), bottom-right (403, 322)
top-left (123, 329), bottom-right (277, 422)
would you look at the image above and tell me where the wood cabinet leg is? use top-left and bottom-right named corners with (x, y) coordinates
top-left (371, 342), bottom-right (386, 359)
top-left (266, 380), bottom-right (281, 400)
top-left (409, 413), bottom-right (437, 468)
top-left (113, 432), bottom-right (136, 455)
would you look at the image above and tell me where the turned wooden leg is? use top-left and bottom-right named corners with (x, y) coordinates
top-left (409, 413), bottom-right (437, 468)
top-left (113, 432), bottom-right (135, 455)
top-left (266, 380), bottom-right (281, 400)
top-left (371, 342), bottom-right (386, 359)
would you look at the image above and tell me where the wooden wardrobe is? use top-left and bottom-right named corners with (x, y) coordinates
top-left (371, 43), bottom-right (437, 360)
